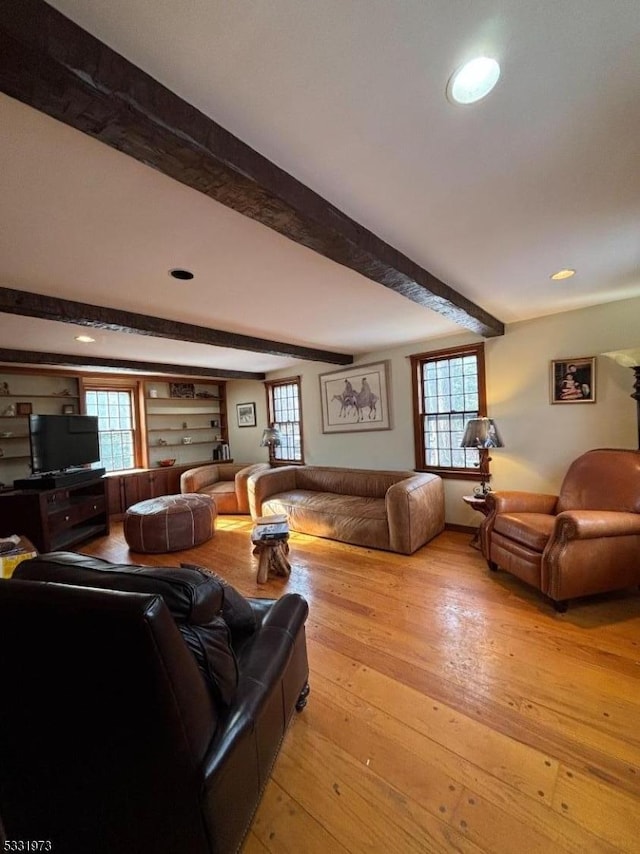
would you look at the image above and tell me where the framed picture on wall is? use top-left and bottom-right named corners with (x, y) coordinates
top-left (169, 382), bottom-right (195, 399)
top-left (550, 357), bottom-right (596, 404)
top-left (319, 361), bottom-right (391, 433)
top-left (236, 402), bottom-right (256, 428)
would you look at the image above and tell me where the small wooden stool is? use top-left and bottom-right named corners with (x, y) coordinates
top-left (251, 515), bottom-right (291, 584)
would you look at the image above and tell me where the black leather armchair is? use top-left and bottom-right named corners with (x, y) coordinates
top-left (0, 552), bottom-right (310, 854)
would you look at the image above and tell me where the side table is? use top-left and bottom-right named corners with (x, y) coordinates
top-left (251, 515), bottom-right (291, 584)
top-left (462, 495), bottom-right (490, 550)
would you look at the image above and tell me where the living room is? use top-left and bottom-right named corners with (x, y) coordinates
top-left (1, 1), bottom-right (640, 851)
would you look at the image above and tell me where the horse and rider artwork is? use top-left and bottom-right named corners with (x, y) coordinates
top-left (332, 377), bottom-right (378, 421)
top-left (319, 361), bottom-right (391, 433)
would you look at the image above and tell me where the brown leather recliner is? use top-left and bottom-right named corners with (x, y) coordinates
top-left (480, 448), bottom-right (640, 610)
top-left (0, 552), bottom-right (309, 854)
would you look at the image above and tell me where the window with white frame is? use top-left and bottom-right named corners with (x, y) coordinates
top-left (265, 377), bottom-right (304, 463)
top-left (410, 343), bottom-right (487, 476)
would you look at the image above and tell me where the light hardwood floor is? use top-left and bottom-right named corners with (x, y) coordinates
top-left (81, 519), bottom-right (640, 853)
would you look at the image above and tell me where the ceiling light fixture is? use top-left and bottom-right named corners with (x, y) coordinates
top-left (75, 335), bottom-right (95, 343)
top-left (550, 269), bottom-right (576, 281)
top-left (169, 268), bottom-right (194, 280)
top-left (447, 57), bottom-right (501, 105)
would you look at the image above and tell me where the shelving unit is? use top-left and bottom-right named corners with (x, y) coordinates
top-left (144, 380), bottom-right (228, 469)
top-left (0, 372), bottom-right (81, 487)
top-left (0, 370), bottom-right (230, 494)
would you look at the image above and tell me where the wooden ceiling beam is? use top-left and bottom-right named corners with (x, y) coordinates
top-left (0, 288), bottom-right (352, 366)
top-left (0, 0), bottom-right (504, 339)
top-left (0, 348), bottom-right (265, 382)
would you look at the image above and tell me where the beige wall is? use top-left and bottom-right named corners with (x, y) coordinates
top-left (227, 381), bottom-right (271, 465)
top-left (227, 296), bottom-right (640, 525)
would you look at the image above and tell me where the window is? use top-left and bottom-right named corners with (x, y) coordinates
top-left (85, 387), bottom-right (137, 472)
top-left (410, 343), bottom-right (487, 477)
top-left (265, 377), bottom-right (304, 464)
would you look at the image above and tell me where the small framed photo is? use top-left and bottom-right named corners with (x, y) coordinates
top-left (236, 402), bottom-right (256, 428)
top-left (61, 404), bottom-right (76, 415)
top-left (16, 402), bottom-right (32, 416)
top-left (550, 357), bottom-right (596, 404)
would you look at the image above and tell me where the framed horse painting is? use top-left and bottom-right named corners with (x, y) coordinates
top-left (319, 361), bottom-right (391, 433)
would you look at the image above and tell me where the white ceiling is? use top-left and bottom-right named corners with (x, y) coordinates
top-left (1, 0), bottom-right (639, 377)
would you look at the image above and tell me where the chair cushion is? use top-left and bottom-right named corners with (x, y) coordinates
top-left (263, 489), bottom-right (390, 550)
top-left (493, 513), bottom-right (556, 552)
top-left (181, 562), bottom-right (257, 636)
top-left (200, 481), bottom-right (239, 514)
top-left (14, 552), bottom-right (238, 708)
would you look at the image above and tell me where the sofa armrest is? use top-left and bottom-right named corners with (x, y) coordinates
top-left (180, 464), bottom-right (221, 494)
top-left (485, 491), bottom-right (559, 515)
top-left (386, 473), bottom-right (445, 554)
top-left (480, 491), bottom-right (559, 558)
top-left (248, 467), bottom-right (298, 519)
top-left (234, 464), bottom-right (271, 513)
top-left (200, 592), bottom-right (309, 853)
top-left (553, 510), bottom-right (640, 540)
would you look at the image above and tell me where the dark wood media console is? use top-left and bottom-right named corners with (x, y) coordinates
top-left (0, 476), bottom-right (109, 553)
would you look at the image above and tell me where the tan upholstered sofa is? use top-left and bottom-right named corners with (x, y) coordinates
top-left (180, 463), bottom-right (269, 513)
top-left (248, 465), bottom-right (444, 554)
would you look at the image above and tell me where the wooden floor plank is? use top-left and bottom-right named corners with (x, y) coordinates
top-left (307, 645), bottom-right (560, 804)
top-left (551, 765), bottom-right (640, 851)
top-left (306, 670), bottom-right (617, 854)
top-left (276, 721), bottom-right (485, 854)
top-left (250, 779), bottom-right (349, 854)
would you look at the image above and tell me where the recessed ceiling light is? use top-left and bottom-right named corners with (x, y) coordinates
top-left (75, 335), bottom-right (95, 343)
top-left (550, 269), bottom-right (576, 281)
top-left (447, 57), bottom-right (501, 105)
top-left (169, 268), bottom-right (194, 280)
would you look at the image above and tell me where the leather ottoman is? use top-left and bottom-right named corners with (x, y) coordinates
top-left (124, 493), bottom-right (216, 553)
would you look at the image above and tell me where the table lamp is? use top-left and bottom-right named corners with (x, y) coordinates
top-left (602, 348), bottom-right (640, 450)
top-left (260, 424), bottom-right (281, 460)
top-left (460, 417), bottom-right (504, 495)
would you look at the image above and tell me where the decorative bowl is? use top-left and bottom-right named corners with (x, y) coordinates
top-left (157, 458), bottom-right (176, 467)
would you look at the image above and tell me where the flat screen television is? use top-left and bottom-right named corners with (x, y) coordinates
top-left (29, 414), bottom-right (100, 474)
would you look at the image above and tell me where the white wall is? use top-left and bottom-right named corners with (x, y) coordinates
top-left (227, 296), bottom-right (640, 524)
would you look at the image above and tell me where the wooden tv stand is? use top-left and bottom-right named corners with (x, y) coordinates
top-left (0, 476), bottom-right (109, 553)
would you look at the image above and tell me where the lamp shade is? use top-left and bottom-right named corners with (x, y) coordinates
top-left (602, 347), bottom-right (640, 368)
top-left (260, 425), bottom-right (281, 447)
top-left (461, 417), bottom-right (504, 449)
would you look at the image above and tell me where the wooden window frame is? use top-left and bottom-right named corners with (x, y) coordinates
top-left (81, 376), bottom-right (146, 471)
top-left (264, 376), bottom-right (305, 466)
top-left (410, 343), bottom-right (488, 481)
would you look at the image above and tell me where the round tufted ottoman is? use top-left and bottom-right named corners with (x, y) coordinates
top-left (124, 493), bottom-right (216, 553)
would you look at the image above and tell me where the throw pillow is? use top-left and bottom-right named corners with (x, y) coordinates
top-left (178, 618), bottom-right (238, 708)
top-left (181, 563), bottom-right (257, 635)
